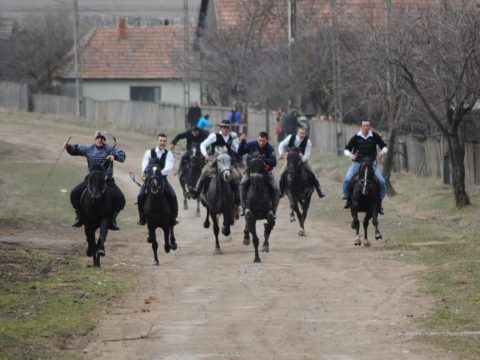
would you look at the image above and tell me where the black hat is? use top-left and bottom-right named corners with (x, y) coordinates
top-left (219, 119), bottom-right (231, 127)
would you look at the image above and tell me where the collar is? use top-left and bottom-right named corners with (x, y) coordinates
top-left (156, 147), bottom-right (166, 153)
top-left (357, 130), bottom-right (373, 139)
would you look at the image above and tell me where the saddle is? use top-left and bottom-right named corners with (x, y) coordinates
top-left (347, 173), bottom-right (381, 200)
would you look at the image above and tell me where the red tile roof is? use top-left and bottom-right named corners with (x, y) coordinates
top-left (58, 24), bottom-right (196, 80)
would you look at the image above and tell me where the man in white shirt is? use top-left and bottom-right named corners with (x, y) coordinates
top-left (137, 133), bottom-right (179, 226)
top-left (278, 126), bottom-right (326, 198)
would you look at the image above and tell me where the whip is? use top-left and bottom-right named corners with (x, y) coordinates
top-left (39, 136), bottom-right (71, 192)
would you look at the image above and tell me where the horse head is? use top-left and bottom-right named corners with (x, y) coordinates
top-left (87, 163), bottom-right (107, 199)
top-left (215, 152), bottom-right (232, 182)
top-left (358, 159), bottom-right (376, 196)
top-left (189, 142), bottom-right (204, 168)
top-left (248, 156), bottom-right (266, 188)
top-left (286, 148), bottom-right (303, 175)
top-left (145, 159), bottom-right (166, 194)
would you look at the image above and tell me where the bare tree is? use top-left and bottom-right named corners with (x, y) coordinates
top-left (1, 7), bottom-right (74, 92)
top-left (387, 2), bottom-right (480, 207)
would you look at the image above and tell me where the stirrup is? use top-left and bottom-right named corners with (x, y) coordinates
top-left (343, 200), bottom-right (351, 209)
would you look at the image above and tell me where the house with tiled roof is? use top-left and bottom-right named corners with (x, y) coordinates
top-left (57, 18), bottom-right (199, 104)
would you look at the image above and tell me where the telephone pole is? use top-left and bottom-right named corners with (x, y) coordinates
top-left (287, 0), bottom-right (297, 107)
top-left (331, 0), bottom-right (344, 155)
top-left (73, 0), bottom-right (83, 117)
top-left (183, 0), bottom-right (191, 127)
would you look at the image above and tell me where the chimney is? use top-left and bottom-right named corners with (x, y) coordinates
top-left (118, 17), bottom-right (127, 39)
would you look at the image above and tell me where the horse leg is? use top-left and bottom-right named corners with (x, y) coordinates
top-left (163, 225), bottom-right (171, 254)
top-left (263, 211), bottom-right (275, 253)
top-left (85, 227), bottom-right (98, 267)
top-left (148, 224), bottom-right (159, 265)
top-left (97, 220), bottom-right (108, 257)
top-left (243, 209), bottom-right (251, 246)
top-left (251, 220), bottom-right (261, 263)
top-left (287, 193), bottom-right (296, 222)
top-left (196, 198), bottom-right (201, 217)
top-left (221, 216), bottom-right (231, 237)
top-left (212, 215), bottom-right (221, 254)
top-left (170, 226), bottom-right (177, 250)
top-left (363, 214), bottom-right (371, 248)
top-left (372, 209), bottom-right (382, 241)
top-left (293, 201), bottom-right (304, 236)
top-left (203, 207), bottom-right (210, 228)
top-left (351, 208), bottom-right (361, 246)
top-left (181, 182), bottom-right (188, 210)
top-left (298, 195), bottom-right (312, 236)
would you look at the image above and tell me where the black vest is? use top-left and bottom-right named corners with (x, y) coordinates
top-left (288, 135), bottom-right (308, 154)
top-left (150, 148), bottom-right (168, 169)
top-left (211, 133), bottom-right (234, 155)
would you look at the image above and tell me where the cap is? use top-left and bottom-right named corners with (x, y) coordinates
top-left (94, 130), bottom-right (107, 140)
top-left (219, 119), bottom-right (231, 127)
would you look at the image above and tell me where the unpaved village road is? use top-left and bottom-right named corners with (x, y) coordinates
top-left (0, 120), bottom-right (451, 359)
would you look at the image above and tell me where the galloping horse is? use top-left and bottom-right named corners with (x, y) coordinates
top-left (201, 148), bottom-right (236, 254)
top-left (143, 160), bottom-right (177, 265)
top-left (285, 148), bottom-right (314, 236)
top-left (350, 159), bottom-right (382, 247)
top-left (179, 142), bottom-right (204, 217)
top-left (80, 163), bottom-right (112, 267)
top-left (243, 156), bottom-right (275, 263)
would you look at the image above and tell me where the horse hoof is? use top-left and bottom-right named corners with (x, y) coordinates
top-left (164, 244), bottom-right (171, 253)
top-left (290, 215), bottom-right (296, 222)
top-left (153, 261), bottom-right (159, 266)
top-left (243, 238), bottom-right (250, 246)
top-left (215, 248), bottom-right (222, 255)
top-left (147, 237), bottom-right (152, 243)
top-left (375, 234), bottom-right (382, 240)
top-left (364, 242), bottom-right (371, 248)
top-left (98, 248), bottom-right (105, 257)
top-left (354, 240), bottom-right (361, 246)
top-left (254, 258), bottom-right (261, 263)
top-left (222, 227), bottom-right (230, 236)
top-left (86, 246), bottom-right (93, 257)
top-left (262, 245), bottom-right (269, 253)
top-left (351, 222), bottom-right (356, 229)
top-left (170, 241), bottom-right (177, 251)
top-left (204, 221), bottom-right (210, 228)
top-left (298, 229), bottom-right (305, 236)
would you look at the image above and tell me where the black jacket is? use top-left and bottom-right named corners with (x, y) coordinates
top-left (171, 129), bottom-right (209, 150)
top-left (345, 132), bottom-right (387, 162)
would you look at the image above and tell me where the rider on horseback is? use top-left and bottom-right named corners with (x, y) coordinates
top-left (342, 120), bottom-right (387, 214)
top-left (237, 131), bottom-right (280, 218)
top-left (278, 126), bottom-right (326, 199)
top-left (170, 126), bottom-right (209, 177)
top-left (190, 119), bottom-right (242, 215)
top-left (137, 133), bottom-right (179, 226)
top-left (65, 130), bottom-right (126, 230)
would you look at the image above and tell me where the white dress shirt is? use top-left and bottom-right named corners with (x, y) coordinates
top-left (200, 132), bottom-right (239, 157)
top-left (278, 134), bottom-right (313, 162)
top-left (141, 147), bottom-right (174, 176)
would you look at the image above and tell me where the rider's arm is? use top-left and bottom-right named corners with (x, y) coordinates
top-left (161, 151), bottom-right (174, 176)
top-left (141, 149), bottom-right (151, 173)
top-left (237, 139), bottom-right (249, 156)
top-left (66, 144), bottom-right (88, 156)
top-left (200, 133), bottom-right (217, 157)
top-left (374, 132), bottom-right (388, 155)
top-left (108, 145), bottom-right (126, 163)
top-left (171, 131), bottom-right (187, 146)
top-left (230, 133), bottom-right (240, 153)
top-left (264, 145), bottom-right (277, 168)
top-left (301, 140), bottom-right (312, 162)
top-left (278, 135), bottom-right (291, 157)
top-left (344, 136), bottom-right (357, 157)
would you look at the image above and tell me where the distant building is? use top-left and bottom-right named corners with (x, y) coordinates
top-left (56, 18), bottom-right (200, 105)
top-left (0, 17), bottom-right (17, 39)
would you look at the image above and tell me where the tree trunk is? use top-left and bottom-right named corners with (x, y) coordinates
top-left (382, 129), bottom-right (397, 196)
top-left (446, 117), bottom-right (470, 208)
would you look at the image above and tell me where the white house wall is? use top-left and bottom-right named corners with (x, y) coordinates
top-left (80, 79), bottom-right (200, 105)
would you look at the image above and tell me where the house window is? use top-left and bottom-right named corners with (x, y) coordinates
top-left (130, 86), bottom-right (161, 102)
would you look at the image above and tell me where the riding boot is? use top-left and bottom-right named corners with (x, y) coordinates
top-left (72, 209), bottom-right (83, 227)
top-left (313, 178), bottom-right (326, 198)
top-left (279, 174), bottom-right (286, 198)
top-left (378, 199), bottom-right (384, 215)
top-left (109, 211), bottom-right (120, 231)
top-left (190, 179), bottom-right (205, 199)
top-left (232, 183), bottom-right (241, 220)
top-left (240, 181), bottom-right (248, 216)
top-left (343, 198), bottom-right (351, 209)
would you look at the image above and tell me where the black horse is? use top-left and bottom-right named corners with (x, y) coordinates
top-left (143, 160), bottom-right (177, 265)
top-left (80, 163), bottom-right (112, 267)
top-left (242, 157), bottom-right (275, 263)
top-left (179, 142), bottom-right (204, 217)
top-left (285, 148), bottom-right (314, 236)
top-left (201, 151), bottom-right (236, 254)
top-left (350, 159), bottom-right (382, 247)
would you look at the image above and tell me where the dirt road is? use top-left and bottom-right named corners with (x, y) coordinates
top-left (1, 119), bottom-right (451, 359)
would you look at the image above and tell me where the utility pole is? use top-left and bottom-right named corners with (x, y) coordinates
top-left (73, 0), bottom-right (83, 117)
top-left (287, 0), bottom-right (297, 107)
top-left (331, 0), bottom-right (343, 155)
top-left (183, 0), bottom-right (191, 128)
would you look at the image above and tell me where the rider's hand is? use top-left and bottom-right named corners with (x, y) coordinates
top-left (106, 155), bottom-right (115, 162)
top-left (64, 142), bottom-right (70, 150)
top-left (240, 133), bottom-right (247, 141)
top-left (204, 154), bottom-right (210, 161)
top-left (378, 151), bottom-right (385, 159)
top-left (349, 153), bottom-right (357, 161)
